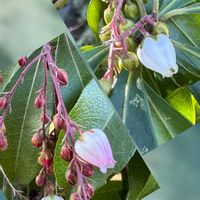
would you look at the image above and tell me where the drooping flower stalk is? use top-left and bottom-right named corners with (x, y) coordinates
top-left (0, 42), bottom-right (116, 199)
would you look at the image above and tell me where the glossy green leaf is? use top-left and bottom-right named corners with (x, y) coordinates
top-left (189, 81), bottom-right (200, 104)
top-left (127, 151), bottom-right (159, 200)
top-left (137, 174), bottom-right (159, 200)
top-left (54, 79), bottom-right (135, 190)
top-left (110, 68), bottom-right (192, 154)
top-left (166, 87), bottom-right (196, 124)
top-left (162, 3), bottom-right (200, 20)
top-left (82, 45), bottom-right (109, 71)
top-left (0, 49), bottom-right (54, 185)
top-left (92, 181), bottom-right (122, 200)
top-left (55, 33), bottom-right (93, 110)
top-left (159, 0), bottom-right (195, 16)
top-left (87, 0), bottom-right (106, 35)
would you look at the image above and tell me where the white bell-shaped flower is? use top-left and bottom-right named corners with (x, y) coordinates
top-left (137, 34), bottom-right (178, 77)
top-left (75, 129), bottom-right (116, 173)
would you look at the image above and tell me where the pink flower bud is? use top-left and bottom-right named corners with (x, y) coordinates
top-left (34, 95), bottom-right (45, 109)
top-left (53, 113), bottom-right (66, 130)
top-left (56, 69), bottom-right (68, 86)
top-left (75, 129), bottom-right (116, 173)
top-left (44, 180), bottom-right (54, 196)
top-left (0, 132), bottom-right (7, 151)
top-left (31, 132), bottom-right (43, 148)
top-left (0, 96), bottom-right (7, 109)
top-left (38, 150), bottom-right (53, 168)
top-left (60, 144), bottom-right (73, 162)
top-left (18, 56), bottom-right (28, 67)
top-left (85, 183), bottom-right (94, 199)
top-left (65, 168), bottom-right (77, 185)
top-left (35, 169), bottom-right (46, 186)
top-left (81, 163), bottom-right (94, 177)
top-left (69, 192), bottom-right (82, 200)
top-left (41, 113), bottom-right (50, 124)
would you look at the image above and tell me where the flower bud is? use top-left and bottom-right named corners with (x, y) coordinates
top-left (0, 122), bottom-right (6, 134)
top-left (124, 1), bottom-right (140, 19)
top-left (60, 144), bottom-right (73, 162)
top-left (44, 180), bottom-right (54, 196)
top-left (38, 150), bottom-right (53, 168)
top-left (41, 113), bottom-right (50, 124)
top-left (118, 51), bottom-right (139, 71)
top-left (0, 96), bottom-right (7, 109)
top-left (18, 57), bottom-right (28, 67)
top-left (69, 192), bottom-right (82, 200)
top-left (35, 95), bottom-right (45, 109)
top-left (75, 129), bottom-right (116, 173)
top-left (0, 74), bottom-right (3, 84)
top-left (81, 163), bottom-right (94, 177)
top-left (153, 22), bottom-right (169, 36)
top-left (31, 132), bottom-right (43, 148)
top-left (104, 7), bottom-right (114, 24)
top-left (65, 169), bottom-right (77, 185)
top-left (53, 113), bottom-right (66, 130)
top-left (137, 34), bottom-right (178, 77)
top-left (126, 37), bottom-right (137, 52)
top-left (0, 132), bottom-right (7, 151)
top-left (35, 169), bottom-right (46, 187)
top-left (57, 69), bottom-right (68, 86)
top-left (85, 183), bottom-right (94, 199)
top-left (119, 19), bottom-right (135, 32)
top-left (99, 25), bottom-right (111, 42)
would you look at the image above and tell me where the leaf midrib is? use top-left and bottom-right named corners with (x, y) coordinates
top-left (14, 60), bottom-right (40, 175)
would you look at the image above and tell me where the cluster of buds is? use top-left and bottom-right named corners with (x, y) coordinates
top-left (100, 0), bottom-right (178, 82)
top-left (0, 42), bottom-right (116, 199)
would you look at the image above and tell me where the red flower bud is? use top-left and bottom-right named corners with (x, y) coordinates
top-left (40, 113), bottom-right (50, 124)
top-left (70, 192), bottom-right (82, 200)
top-left (65, 169), bottom-right (77, 185)
top-left (0, 74), bottom-right (3, 84)
top-left (38, 150), bottom-right (53, 168)
top-left (31, 132), bottom-right (43, 148)
top-left (57, 69), bottom-right (68, 86)
top-left (60, 144), bottom-right (73, 162)
top-left (35, 169), bottom-right (46, 186)
top-left (18, 57), bottom-right (28, 67)
top-left (34, 95), bottom-right (45, 109)
top-left (0, 96), bottom-right (7, 109)
top-left (53, 113), bottom-right (66, 130)
top-left (0, 133), bottom-right (7, 151)
top-left (81, 163), bottom-right (94, 177)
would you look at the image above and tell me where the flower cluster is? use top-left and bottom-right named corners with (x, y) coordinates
top-left (0, 43), bottom-right (116, 199)
top-left (100, 0), bottom-right (178, 82)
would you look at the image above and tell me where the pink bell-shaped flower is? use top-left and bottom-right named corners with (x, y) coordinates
top-left (75, 129), bottom-right (116, 173)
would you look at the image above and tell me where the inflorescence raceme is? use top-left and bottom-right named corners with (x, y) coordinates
top-left (0, 44), bottom-right (116, 200)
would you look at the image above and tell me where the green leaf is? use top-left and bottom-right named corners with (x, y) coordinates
top-left (87, 0), bottom-right (107, 35)
top-left (137, 174), bottom-right (159, 200)
top-left (92, 181), bottom-right (122, 200)
top-left (55, 33), bottom-right (93, 110)
top-left (82, 45), bottom-right (109, 71)
top-left (110, 68), bottom-right (192, 154)
top-left (0, 49), bottom-right (54, 185)
top-left (166, 87), bottom-right (196, 124)
top-left (189, 81), bottom-right (200, 104)
top-left (127, 151), bottom-right (159, 200)
top-left (162, 3), bottom-right (200, 20)
top-left (54, 80), bottom-right (135, 190)
top-left (159, 0), bottom-right (195, 17)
